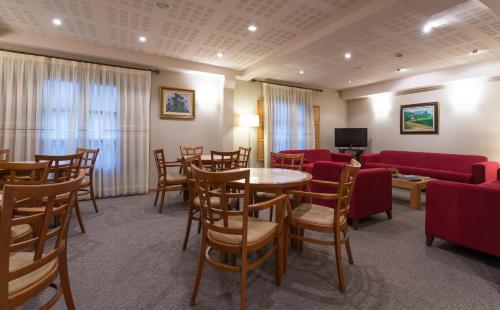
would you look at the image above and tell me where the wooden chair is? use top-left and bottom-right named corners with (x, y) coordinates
top-left (179, 146), bottom-right (203, 174)
top-left (210, 150), bottom-right (240, 172)
top-left (23, 153), bottom-right (85, 233)
top-left (285, 159), bottom-right (361, 293)
top-left (238, 147), bottom-right (251, 168)
top-left (0, 170), bottom-right (84, 309)
top-left (76, 147), bottom-right (99, 213)
top-left (181, 154), bottom-right (205, 250)
top-left (0, 162), bottom-right (49, 243)
top-left (153, 149), bottom-right (188, 214)
top-left (255, 152), bottom-right (305, 220)
top-left (0, 149), bottom-right (10, 162)
top-left (190, 166), bottom-right (288, 310)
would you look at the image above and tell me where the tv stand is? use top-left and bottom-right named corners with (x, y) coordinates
top-left (337, 148), bottom-right (365, 161)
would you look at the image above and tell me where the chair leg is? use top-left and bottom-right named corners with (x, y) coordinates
top-left (241, 249), bottom-right (248, 310)
top-left (182, 205), bottom-right (194, 251)
top-left (352, 220), bottom-right (359, 230)
top-left (268, 206), bottom-right (273, 222)
top-left (386, 210), bottom-right (392, 219)
top-left (343, 229), bottom-right (354, 265)
top-left (154, 184), bottom-right (160, 206)
top-left (74, 201), bottom-right (86, 234)
top-left (159, 188), bottom-right (166, 214)
top-left (284, 219), bottom-right (289, 274)
top-left (190, 232), bottom-right (207, 306)
top-left (334, 232), bottom-right (346, 293)
top-left (89, 184), bottom-right (98, 213)
top-left (298, 229), bottom-right (304, 252)
top-left (426, 235), bottom-right (434, 247)
top-left (197, 217), bottom-right (202, 234)
top-left (274, 237), bottom-right (282, 286)
top-left (59, 249), bottom-right (76, 310)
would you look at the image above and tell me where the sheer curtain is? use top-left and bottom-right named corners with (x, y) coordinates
top-left (0, 51), bottom-right (151, 197)
top-left (263, 83), bottom-right (315, 166)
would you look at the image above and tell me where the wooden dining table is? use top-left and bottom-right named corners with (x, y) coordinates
top-left (235, 167), bottom-right (312, 194)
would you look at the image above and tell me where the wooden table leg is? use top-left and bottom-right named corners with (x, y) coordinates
top-left (410, 185), bottom-right (421, 210)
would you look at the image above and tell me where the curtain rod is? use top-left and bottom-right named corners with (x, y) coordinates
top-left (251, 78), bottom-right (323, 92)
top-left (0, 48), bottom-right (160, 74)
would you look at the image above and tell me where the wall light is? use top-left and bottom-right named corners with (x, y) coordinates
top-left (370, 92), bottom-right (393, 117)
top-left (447, 78), bottom-right (484, 109)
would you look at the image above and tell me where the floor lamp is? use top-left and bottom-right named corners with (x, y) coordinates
top-left (238, 114), bottom-right (260, 148)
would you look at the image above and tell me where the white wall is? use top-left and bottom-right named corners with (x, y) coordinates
top-left (347, 78), bottom-right (500, 162)
top-left (233, 80), bottom-right (348, 167)
top-left (149, 70), bottom-right (225, 186)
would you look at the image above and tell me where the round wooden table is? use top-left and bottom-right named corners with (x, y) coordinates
top-left (233, 168), bottom-right (312, 195)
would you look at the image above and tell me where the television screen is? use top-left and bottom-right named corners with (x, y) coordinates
top-left (335, 128), bottom-right (367, 148)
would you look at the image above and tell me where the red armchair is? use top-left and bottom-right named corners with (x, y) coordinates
top-left (279, 149), bottom-right (353, 173)
top-left (361, 150), bottom-right (498, 184)
top-left (426, 179), bottom-right (500, 258)
top-left (310, 161), bottom-right (392, 229)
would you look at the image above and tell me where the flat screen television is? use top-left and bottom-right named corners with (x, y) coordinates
top-left (335, 128), bottom-right (367, 148)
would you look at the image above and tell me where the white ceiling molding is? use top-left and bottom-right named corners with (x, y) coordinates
top-left (339, 57), bottom-right (500, 99)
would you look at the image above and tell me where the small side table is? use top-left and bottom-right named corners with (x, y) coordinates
top-left (391, 176), bottom-right (435, 210)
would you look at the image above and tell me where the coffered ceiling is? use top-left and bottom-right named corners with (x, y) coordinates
top-left (1, 0), bottom-right (500, 90)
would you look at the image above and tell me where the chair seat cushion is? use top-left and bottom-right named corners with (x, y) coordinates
top-left (293, 203), bottom-right (345, 226)
top-left (9, 251), bottom-right (57, 294)
top-left (255, 192), bottom-right (294, 200)
top-left (160, 174), bottom-right (187, 184)
top-left (193, 196), bottom-right (221, 208)
top-left (208, 216), bottom-right (277, 245)
top-left (11, 224), bottom-right (32, 240)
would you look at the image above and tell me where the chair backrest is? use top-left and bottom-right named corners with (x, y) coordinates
top-left (238, 147), bottom-right (251, 168)
top-left (35, 153), bottom-right (83, 183)
top-left (0, 162), bottom-right (49, 187)
top-left (270, 152), bottom-right (304, 170)
top-left (76, 147), bottom-right (99, 179)
top-left (180, 145), bottom-right (203, 157)
top-left (153, 149), bottom-right (167, 178)
top-left (181, 154), bottom-right (204, 179)
top-left (0, 170), bottom-right (84, 308)
top-left (335, 159), bottom-right (361, 220)
top-left (210, 150), bottom-right (240, 172)
top-left (191, 165), bottom-right (251, 241)
top-left (0, 149), bottom-right (10, 162)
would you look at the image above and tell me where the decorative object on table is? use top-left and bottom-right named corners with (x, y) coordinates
top-left (395, 174), bottom-right (424, 182)
top-left (160, 87), bottom-right (195, 119)
top-left (400, 102), bottom-right (438, 134)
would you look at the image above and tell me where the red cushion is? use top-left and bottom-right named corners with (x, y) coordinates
top-left (303, 163), bottom-right (314, 173)
top-left (280, 149), bottom-right (331, 163)
top-left (364, 162), bottom-right (472, 183)
top-left (379, 150), bottom-right (487, 173)
top-left (478, 180), bottom-right (500, 190)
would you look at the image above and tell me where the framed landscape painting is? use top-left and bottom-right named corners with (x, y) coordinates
top-left (160, 87), bottom-right (195, 119)
top-left (400, 102), bottom-right (439, 134)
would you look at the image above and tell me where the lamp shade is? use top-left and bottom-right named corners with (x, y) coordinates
top-left (238, 114), bottom-right (260, 128)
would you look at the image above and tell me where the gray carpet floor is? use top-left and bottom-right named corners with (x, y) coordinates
top-left (21, 191), bottom-right (500, 309)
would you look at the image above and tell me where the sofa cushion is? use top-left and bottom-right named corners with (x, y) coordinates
top-left (379, 150), bottom-right (487, 173)
top-left (364, 162), bottom-right (472, 183)
top-left (280, 149), bottom-right (331, 163)
top-left (478, 180), bottom-right (500, 190)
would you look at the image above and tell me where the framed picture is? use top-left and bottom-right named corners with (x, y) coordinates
top-left (160, 87), bottom-right (195, 119)
top-left (400, 102), bottom-right (439, 134)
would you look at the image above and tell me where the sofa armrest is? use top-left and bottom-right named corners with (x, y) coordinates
top-left (360, 153), bottom-right (380, 165)
top-left (330, 152), bottom-right (352, 163)
top-left (472, 161), bottom-right (499, 184)
top-left (498, 168), bottom-right (500, 181)
top-left (426, 180), bottom-right (500, 257)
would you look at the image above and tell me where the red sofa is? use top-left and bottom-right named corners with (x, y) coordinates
top-left (279, 149), bottom-right (353, 173)
top-left (360, 150), bottom-right (498, 184)
top-left (426, 178), bottom-right (500, 257)
top-left (310, 161), bottom-right (392, 229)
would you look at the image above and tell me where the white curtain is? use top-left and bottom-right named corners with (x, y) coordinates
top-left (263, 83), bottom-right (315, 166)
top-left (0, 51), bottom-right (151, 197)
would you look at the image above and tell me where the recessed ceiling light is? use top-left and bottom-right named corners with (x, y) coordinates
top-left (344, 52), bottom-right (352, 59)
top-left (139, 36), bottom-right (147, 43)
top-left (396, 67), bottom-right (409, 72)
top-left (52, 18), bottom-right (62, 26)
top-left (299, 70), bottom-right (304, 74)
top-left (422, 19), bottom-right (446, 34)
top-left (347, 80), bottom-right (352, 84)
top-left (247, 25), bottom-right (258, 32)
top-left (155, 1), bottom-right (171, 9)
top-left (217, 52), bottom-right (224, 58)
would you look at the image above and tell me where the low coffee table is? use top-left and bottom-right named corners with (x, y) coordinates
top-left (391, 175), bottom-right (434, 210)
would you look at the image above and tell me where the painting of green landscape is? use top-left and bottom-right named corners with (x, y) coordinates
top-left (400, 102), bottom-right (438, 134)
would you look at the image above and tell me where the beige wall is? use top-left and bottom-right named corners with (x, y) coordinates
top-left (233, 80), bottom-right (348, 167)
top-left (347, 78), bottom-right (500, 162)
top-left (149, 70), bottom-right (225, 186)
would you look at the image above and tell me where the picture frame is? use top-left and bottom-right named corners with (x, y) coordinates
top-left (160, 87), bottom-right (195, 119)
top-left (400, 102), bottom-right (439, 134)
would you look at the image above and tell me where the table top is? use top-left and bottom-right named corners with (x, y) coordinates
top-left (235, 168), bottom-right (312, 189)
top-left (392, 175), bottom-right (434, 187)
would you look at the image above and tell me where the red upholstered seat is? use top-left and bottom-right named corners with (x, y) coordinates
top-left (426, 180), bottom-right (500, 258)
top-left (361, 150), bottom-right (498, 184)
top-left (309, 161), bottom-right (392, 228)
